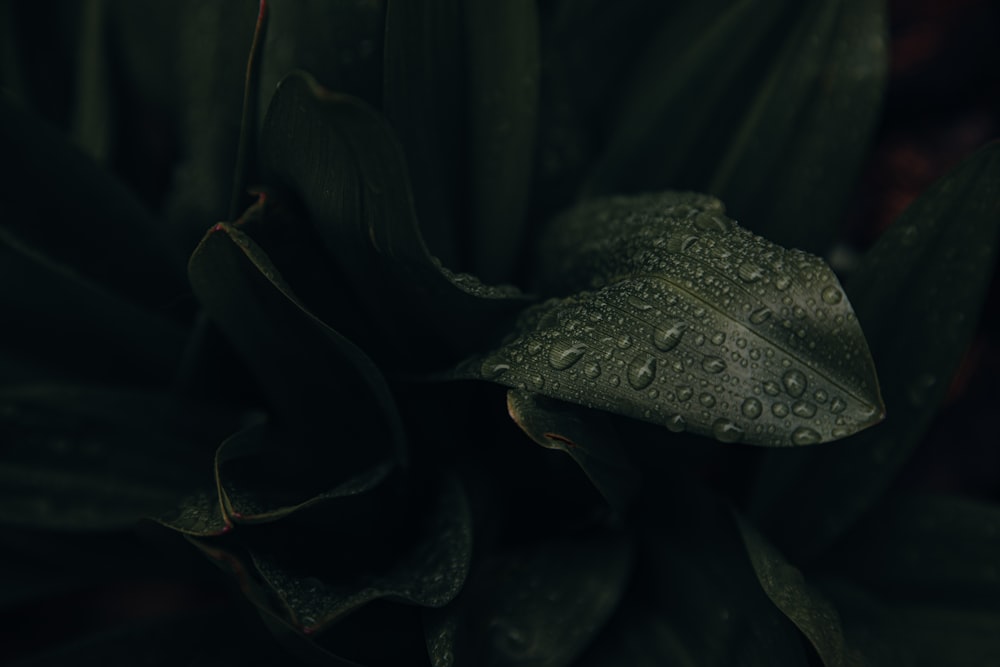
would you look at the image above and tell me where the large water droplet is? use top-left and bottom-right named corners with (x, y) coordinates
top-left (627, 355), bottom-right (657, 390)
top-left (666, 414), bottom-right (686, 433)
top-left (782, 369), bottom-right (807, 397)
top-left (584, 361), bottom-right (602, 379)
top-left (791, 427), bottom-right (822, 445)
top-left (677, 386), bottom-right (693, 401)
top-left (792, 401), bottom-right (817, 418)
top-left (738, 262), bottom-right (764, 283)
top-left (701, 356), bottom-right (727, 374)
top-left (821, 285), bottom-right (843, 305)
top-left (750, 307), bottom-right (772, 324)
top-left (830, 397), bottom-right (847, 414)
top-left (772, 402), bottom-right (790, 417)
top-left (653, 321), bottom-right (686, 352)
top-left (699, 393), bottom-right (717, 408)
top-left (548, 340), bottom-right (587, 370)
top-left (712, 418), bottom-right (744, 443)
top-left (741, 397), bottom-right (763, 420)
top-left (480, 358), bottom-right (510, 379)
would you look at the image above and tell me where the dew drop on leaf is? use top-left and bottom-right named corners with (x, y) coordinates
top-left (750, 307), bottom-right (772, 324)
top-left (701, 356), bottom-right (727, 374)
top-left (821, 285), bottom-right (843, 305)
top-left (626, 355), bottom-right (657, 390)
top-left (583, 361), bottom-right (602, 379)
top-left (772, 402), bottom-right (790, 417)
top-left (666, 414), bottom-right (686, 433)
top-left (741, 397), bottom-right (763, 420)
top-left (699, 393), bottom-right (717, 408)
top-left (792, 401), bottom-right (817, 418)
top-left (830, 396), bottom-right (847, 414)
top-left (782, 369), bottom-right (807, 397)
top-left (712, 418), bottom-right (744, 443)
top-left (791, 426), bottom-right (822, 445)
top-left (548, 340), bottom-right (587, 370)
top-left (763, 380), bottom-right (781, 396)
top-left (738, 262), bottom-right (765, 283)
top-left (652, 321), bottom-right (686, 352)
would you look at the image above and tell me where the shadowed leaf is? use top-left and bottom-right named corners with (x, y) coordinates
top-left (461, 192), bottom-right (882, 446)
top-left (750, 142), bottom-right (1000, 557)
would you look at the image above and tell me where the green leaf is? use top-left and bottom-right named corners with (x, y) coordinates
top-left (708, 0), bottom-right (888, 253)
top-left (824, 494), bottom-right (1000, 609)
top-left (382, 0), bottom-right (463, 268)
top-left (0, 228), bottom-right (188, 385)
top-left (424, 531), bottom-right (631, 667)
top-left (461, 192), bottom-right (882, 446)
top-left (735, 516), bottom-right (858, 667)
top-left (187, 216), bottom-right (407, 454)
top-left (214, 422), bottom-right (397, 524)
top-left (585, 0), bottom-right (799, 196)
top-left (505, 389), bottom-right (639, 512)
top-left (259, 71), bottom-right (527, 366)
top-left (0, 384), bottom-right (207, 531)
top-left (464, 0), bottom-right (540, 282)
top-left (750, 142), bottom-right (1000, 557)
top-left (248, 474), bottom-right (472, 635)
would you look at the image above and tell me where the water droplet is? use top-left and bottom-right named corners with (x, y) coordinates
top-left (480, 359), bottom-right (510, 379)
top-left (763, 381), bottom-right (781, 396)
top-left (616, 334), bottom-right (633, 349)
top-left (701, 356), bottom-right (727, 374)
top-left (627, 295), bottom-right (653, 311)
top-left (772, 402), bottom-right (790, 417)
top-left (813, 389), bottom-right (828, 403)
top-left (712, 419), bottom-right (744, 443)
top-left (699, 393), bottom-right (716, 408)
top-left (831, 426), bottom-right (851, 439)
top-left (548, 340), bottom-right (587, 370)
top-left (666, 414), bottom-right (686, 433)
top-left (741, 397), bottom-right (763, 420)
top-left (653, 321), bottom-right (686, 352)
top-left (830, 397), bottom-right (847, 414)
top-left (738, 262), bottom-right (764, 283)
top-left (695, 212), bottom-right (730, 233)
top-left (693, 333), bottom-right (706, 346)
top-left (527, 341), bottom-right (543, 356)
top-left (750, 307), bottom-right (772, 324)
top-left (530, 374), bottom-right (545, 390)
top-left (791, 427), bottom-right (822, 445)
top-left (627, 355), bottom-right (657, 390)
top-left (782, 369), bottom-right (807, 397)
top-left (792, 306), bottom-right (806, 319)
top-left (584, 361), bottom-right (602, 379)
top-left (711, 332), bottom-right (726, 345)
top-left (677, 386), bottom-right (693, 401)
top-left (609, 376), bottom-right (621, 387)
top-left (821, 285), bottom-right (843, 305)
top-left (774, 276), bottom-right (792, 291)
top-left (792, 401), bottom-right (817, 418)
top-left (648, 388), bottom-right (660, 399)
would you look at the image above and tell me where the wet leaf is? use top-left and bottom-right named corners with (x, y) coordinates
top-left (462, 192), bottom-right (882, 446)
top-left (259, 71), bottom-right (527, 366)
top-left (425, 531), bottom-right (631, 667)
top-left (506, 389), bottom-right (639, 512)
top-left (382, 0), bottom-right (463, 267)
top-left (0, 385), bottom-right (205, 531)
top-left (709, 0), bottom-right (888, 253)
top-left (187, 217), bottom-right (407, 456)
top-left (825, 494), bottom-right (1000, 608)
top-left (464, 0), bottom-right (540, 282)
top-left (750, 142), bottom-right (1000, 557)
top-left (735, 516), bottom-right (857, 667)
top-left (249, 474), bottom-right (472, 635)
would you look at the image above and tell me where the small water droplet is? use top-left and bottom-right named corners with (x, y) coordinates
top-left (791, 427), bottom-right (822, 445)
top-left (741, 397), bottom-right (763, 420)
top-left (627, 355), bottom-right (657, 390)
top-left (712, 418), bottom-right (744, 443)
top-left (627, 295), bottom-right (653, 311)
top-left (653, 321), bottom-right (686, 352)
top-left (763, 381), bottom-right (781, 396)
top-left (548, 340), bottom-right (586, 370)
top-left (738, 262), bottom-right (764, 283)
top-left (792, 401), bottom-right (817, 418)
top-left (701, 356), bottom-right (727, 374)
top-left (584, 361), bottom-right (602, 379)
top-left (527, 341), bottom-right (543, 356)
top-left (831, 426), bottom-right (851, 438)
top-left (792, 306), bottom-right (806, 319)
top-left (750, 307), bottom-right (772, 324)
top-left (774, 276), bottom-right (792, 291)
top-left (782, 369), bottom-right (807, 397)
top-left (699, 393), bottom-right (716, 408)
top-left (772, 402), bottom-right (790, 417)
top-left (830, 397), bottom-right (847, 414)
top-left (648, 388), bottom-right (660, 399)
top-left (821, 285), bottom-right (843, 305)
top-left (677, 386), bottom-right (694, 401)
top-left (530, 374), bottom-right (545, 390)
top-left (616, 334), bottom-right (633, 349)
top-left (666, 414), bottom-right (686, 432)
top-left (711, 332), bottom-right (726, 345)
top-left (813, 389), bottom-right (828, 403)
top-left (693, 333), bottom-right (706, 346)
top-left (609, 375), bottom-right (621, 387)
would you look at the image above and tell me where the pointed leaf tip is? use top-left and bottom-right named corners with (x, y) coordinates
top-left (464, 192), bottom-right (883, 446)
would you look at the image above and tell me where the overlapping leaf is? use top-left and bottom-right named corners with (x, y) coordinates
top-left (461, 191), bottom-right (882, 446)
top-left (750, 143), bottom-right (1000, 557)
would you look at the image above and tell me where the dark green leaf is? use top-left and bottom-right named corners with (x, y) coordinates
top-left (750, 143), bottom-right (1000, 557)
top-left (573, 609), bottom-right (699, 667)
top-left (505, 389), bottom-right (639, 512)
top-left (425, 531), bottom-right (631, 667)
top-left (187, 216), bottom-right (407, 454)
top-left (70, 0), bottom-right (113, 164)
top-left (735, 516), bottom-right (858, 667)
top-left (462, 192), bottom-right (882, 446)
top-left (825, 494), bottom-right (1000, 609)
top-left (0, 384), bottom-right (206, 531)
top-left (585, 0), bottom-right (799, 197)
top-left (382, 0), bottom-right (463, 267)
top-left (249, 474), bottom-right (472, 635)
top-left (464, 0), bottom-right (540, 282)
top-left (708, 0), bottom-right (888, 252)
top-left (259, 71), bottom-right (527, 366)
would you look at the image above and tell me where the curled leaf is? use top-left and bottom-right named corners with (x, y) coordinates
top-left (462, 192), bottom-right (883, 446)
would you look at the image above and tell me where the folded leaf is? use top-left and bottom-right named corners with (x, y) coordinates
top-left (750, 142), bottom-right (1000, 557)
top-left (462, 192), bottom-right (883, 446)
